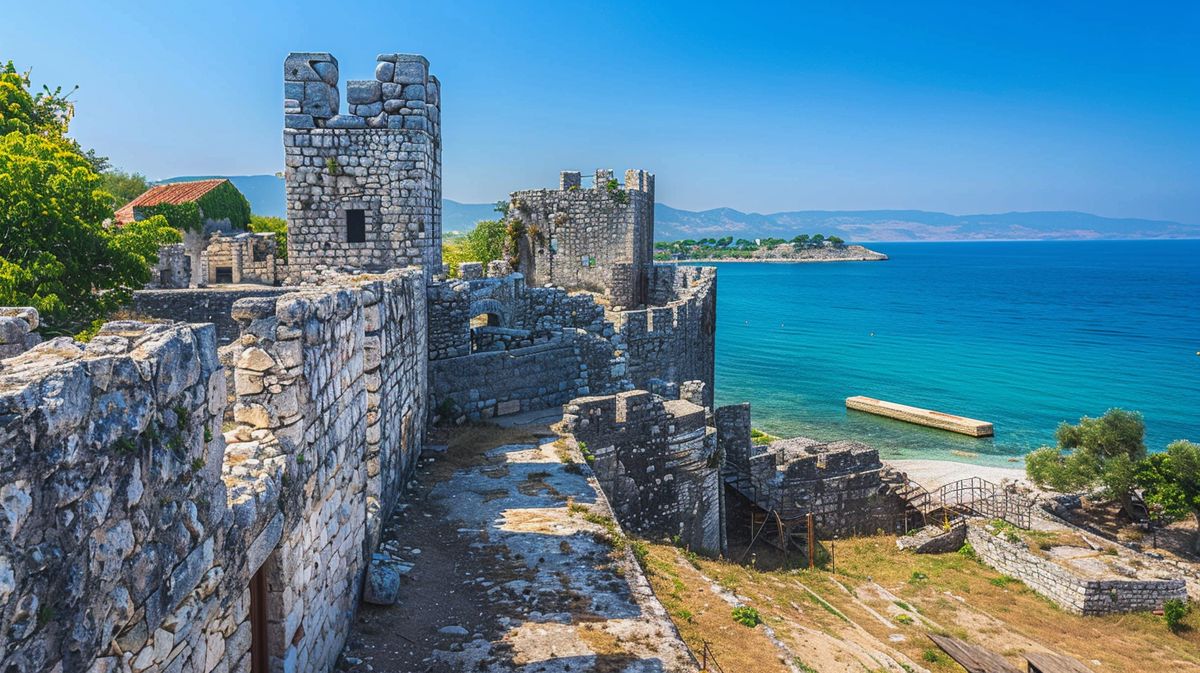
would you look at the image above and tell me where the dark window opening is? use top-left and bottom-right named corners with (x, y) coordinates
top-left (346, 209), bottom-right (366, 243)
top-left (253, 246), bottom-right (268, 262)
top-left (160, 269), bottom-right (173, 286)
top-left (215, 266), bottom-right (233, 284)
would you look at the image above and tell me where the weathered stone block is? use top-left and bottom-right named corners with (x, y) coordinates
top-left (346, 80), bottom-right (381, 105)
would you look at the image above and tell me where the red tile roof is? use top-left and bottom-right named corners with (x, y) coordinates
top-left (114, 178), bottom-right (230, 224)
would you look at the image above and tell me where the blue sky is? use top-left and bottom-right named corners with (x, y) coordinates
top-left (4, 1), bottom-right (1198, 222)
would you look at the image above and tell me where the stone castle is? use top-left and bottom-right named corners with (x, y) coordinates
top-left (0, 51), bottom-right (727, 673)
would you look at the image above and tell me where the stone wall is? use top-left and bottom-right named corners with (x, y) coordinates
top-left (614, 265), bottom-right (716, 406)
top-left (146, 243), bottom-right (191, 289)
top-left (0, 319), bottom-right (231, 672)
top-left (966, 524), bottom-right (1188, 615)
top-left (284, 52), bottom-right (442, 279)
top-left (510, 169), bottom-right (654, 308)
top-left (720, 404), bottom-right (908, 537)
top-left (200, 233), bottom-right (279, 286)
top-left (133, 286), bottom-right (295, 345)
top-left (0, 268), bottom-right (428, 672)
top-left (429, 329), bottom-right (622, 423)
top-left (561, 388), bottom-right (726, 556)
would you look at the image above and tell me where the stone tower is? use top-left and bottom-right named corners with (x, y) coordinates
top-left (283, 52), bottom-right (442, 279)
top-left (509, 169), bottom-right (655, 308)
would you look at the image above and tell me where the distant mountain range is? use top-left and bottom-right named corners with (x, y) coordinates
top-left (164, 175), bottom-right (1200, 242)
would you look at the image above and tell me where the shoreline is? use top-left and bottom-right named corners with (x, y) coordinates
top-left (661, 256), bottom-right (887, 264)
top-left (885, 458), bottom-right (1029, 491)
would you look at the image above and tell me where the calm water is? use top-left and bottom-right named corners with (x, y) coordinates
top-left (695, 240), bottom-right (1200, 467)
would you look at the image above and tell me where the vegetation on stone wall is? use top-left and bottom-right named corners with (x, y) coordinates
top-left (196, 181), bottom-right (252, 229)
top-left (655, 234), bottom-right (846, 260)
top-left (249, 215), bottom-right (288, 261)
top-left (137, 181), bottom-right (251, 232)
top-left (0, 61), bottom-right (179, 337)
top-left (139, 201), bottom-right (203, 231)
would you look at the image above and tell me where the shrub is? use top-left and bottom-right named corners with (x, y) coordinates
top-left (958, 542), bottom-right (978, 560)
top-left (894, 613), bottom-right (914, 625)
top-left (1164, 598), bottom-right (1189, 633)
top-left (732, 605), bottom-right (762, 628)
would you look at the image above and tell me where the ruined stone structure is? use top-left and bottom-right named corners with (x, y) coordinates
top-left (426, 269), bottom-right (626, 421)
top-left (146, 244), bottom-right (191, 289)
top-left (199, 233), bottom-right (280, 286)
top-left (511, 169), bottom-right (654, 308)
top-left (284, 53), bottom-right (442, 279)
top-left (117, 179), bottom-right (250, 288)
top-left (966, 524), bottom-right (1187, 615)
top-left (562, 387), bottom-right (726, 556)
top-left (616, 265), bottom-right (715, 407)
top-left (0, 48), bottom-right (725, 673)
top-left (718, 403), bottom-right (909, 537)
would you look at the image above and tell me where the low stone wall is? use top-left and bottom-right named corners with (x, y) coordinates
top-left (133, 286), bottom-right (295, 344)
top-left (966, 524), bottom-right (1187, 615)
top-left (429, 329), bottom-right (623, 422)
top-left (614, 265), bottom-right (715, 406)
top-left (562, 388), bottom-right (725, 556)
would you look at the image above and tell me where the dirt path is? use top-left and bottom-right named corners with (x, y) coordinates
top-left (342, 427), bottom-right (696, 673)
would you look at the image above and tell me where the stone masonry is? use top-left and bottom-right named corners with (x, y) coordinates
top-left (0, 266), bottom-right (427, 672)
top-left (719, 403), bottom-right (909, 537)
top-left (967, 523), bottom-right (1187, 615)
top-left (562, 387), bottom-right (726, 557)
top-left (284, 53), bottom-right (442, 279)
top-left (510, 169), bottom-right (655, 308)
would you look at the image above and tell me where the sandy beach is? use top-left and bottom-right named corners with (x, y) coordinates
top-left (886, 458), bottom-right (1029, 491)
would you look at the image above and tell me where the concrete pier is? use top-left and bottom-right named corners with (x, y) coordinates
top-left (846, 396), bottom-right (994, 437)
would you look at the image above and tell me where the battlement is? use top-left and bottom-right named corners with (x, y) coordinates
top-left (556, 169), bottom-right (656, 194)
top-left (283, 52), bottom-right (440, 132)
top-left (283, 51), bottom-right (443, 279)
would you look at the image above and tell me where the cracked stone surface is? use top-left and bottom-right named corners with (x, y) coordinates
top-left (343, 437), bottom-right (697, 673)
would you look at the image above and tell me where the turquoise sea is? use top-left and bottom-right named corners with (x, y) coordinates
top-left (695, 240), bottom-right (1200, 467)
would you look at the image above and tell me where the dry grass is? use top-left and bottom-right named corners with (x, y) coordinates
top-left (644, 535), bottom-right (1200, 673)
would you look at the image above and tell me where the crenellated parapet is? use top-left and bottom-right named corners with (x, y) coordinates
top-left (283, 52), bottom-right (442, 280)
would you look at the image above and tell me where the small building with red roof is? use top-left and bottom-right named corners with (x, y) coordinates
top-left (116, 178), bottom-right (258, 287)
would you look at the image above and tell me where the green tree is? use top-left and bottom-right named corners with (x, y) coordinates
top-left (1138, 440), bottom-right (1200, 552)
top-left (0, 61), bottom-right (178, 337)
top-left (791, 234), bottom-right (810, 248)
top-left (99, 169), bottom-right (150, 208)
top-left (1025, 409), bottom-right (1147, 514)
top-left (442, 219), bottom-right (507, 275)
top-left (249, 215), bottom-right (288, 261)
top-left (811, 233), bottom-right (826, 246)
top-left (828, 235), bottom-right (845, 247)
